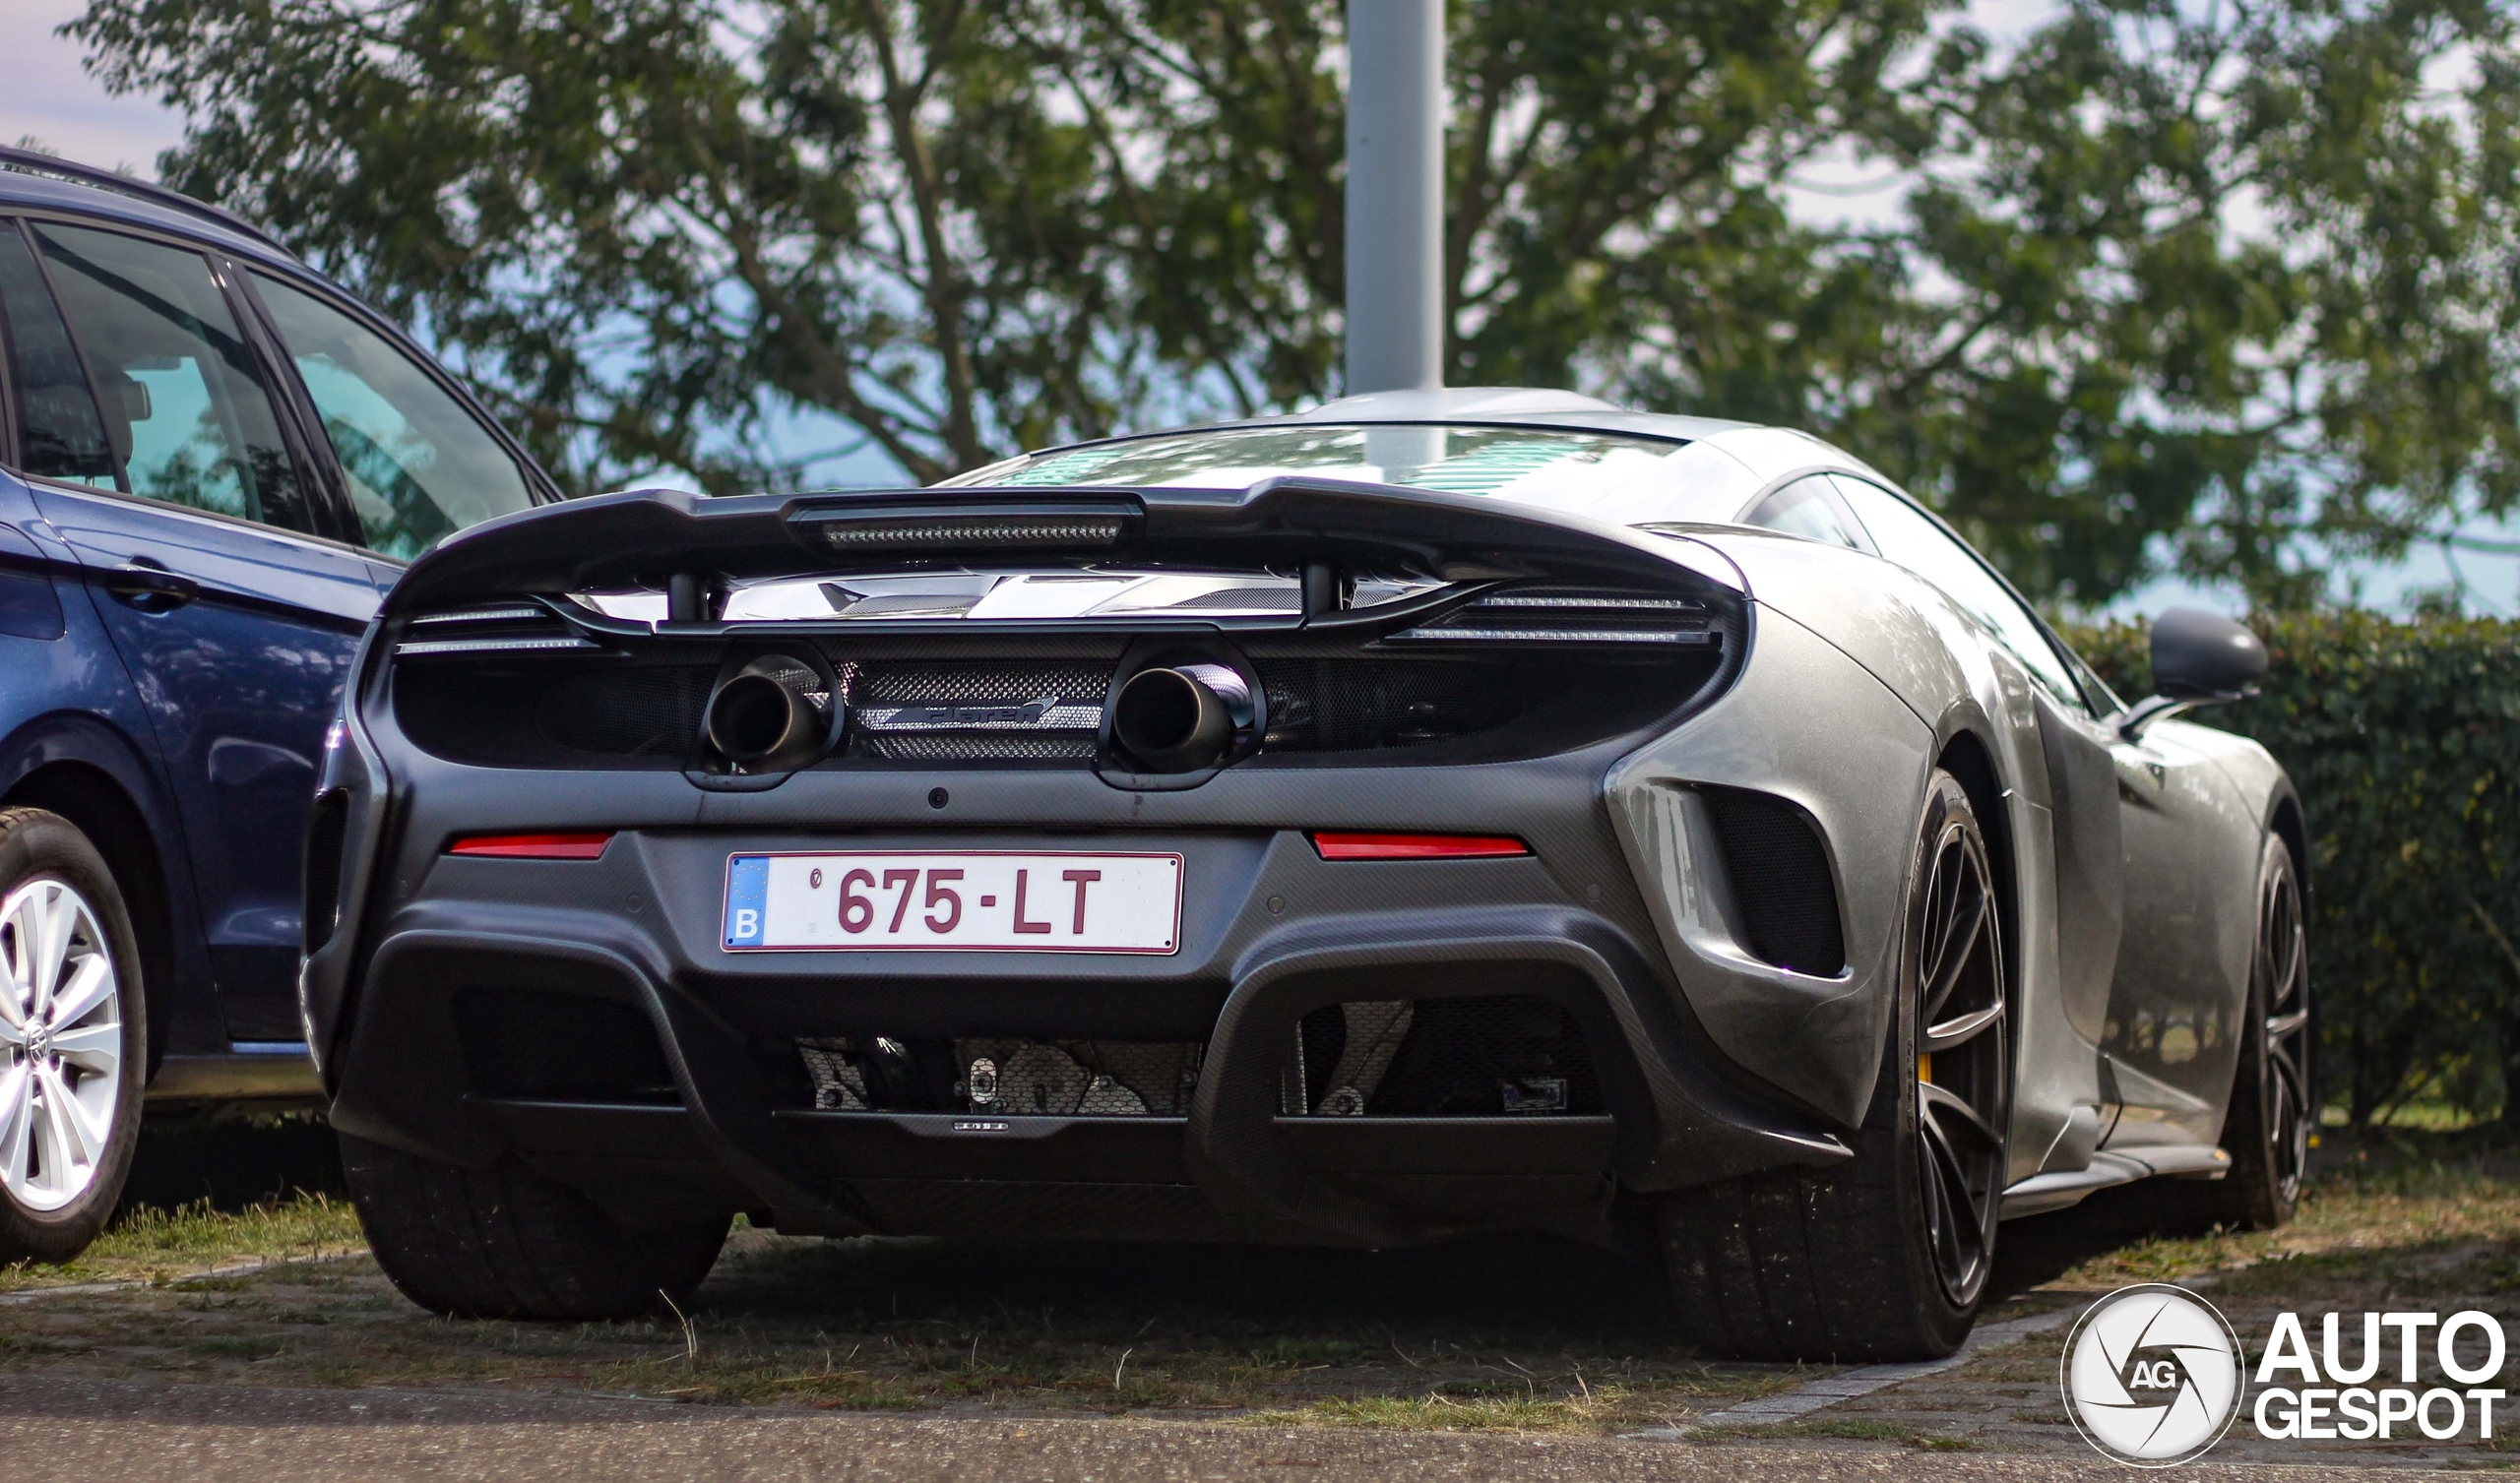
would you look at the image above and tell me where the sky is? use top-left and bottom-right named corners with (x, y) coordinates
top-left (3, 0), bottom-right (2511, 618)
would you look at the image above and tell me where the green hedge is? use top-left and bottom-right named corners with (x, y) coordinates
top-left (2060, 614), bottom-right (2520, 1125)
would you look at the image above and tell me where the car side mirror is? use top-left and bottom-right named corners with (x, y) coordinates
top-left (2120, 607), bottom-right (2267, 740)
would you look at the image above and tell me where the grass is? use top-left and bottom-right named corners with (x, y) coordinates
top-left (1692, 1417), bottom-right (1981, 1450)
top-left (2024, 1131), bottom-right (2520, 1307)
top-left (0, 1191), bottom-right (365, 1293)
top-left (8, 1124), bottom-right (2520, 1452)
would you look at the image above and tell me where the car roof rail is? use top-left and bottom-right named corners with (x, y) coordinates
top-left (0, 144), bottom-right (291, 256)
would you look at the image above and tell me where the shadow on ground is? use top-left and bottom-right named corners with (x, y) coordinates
top-left (119, 1113), bottom-right (346, 1215)
top-left (700, 1226), bottom-right (1683, 1351)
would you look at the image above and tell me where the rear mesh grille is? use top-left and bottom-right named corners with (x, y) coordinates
top-left (1702, 788), bottom-right (1846, 976)
top-left (857, 733), bottom-right (1097, 761)
top-left (791, 999), bottom-right (1596, 1120)
top-left (853, 663), bottom-right (1111, 706)
top-left (845, 662), bottom-right (1108, 762)
top-left (797, 1036), bottom-right (1202, 1115)
top-left (1285, 996), bottom-right (1601, 1117)
top-left (1257, 658), bottom-right (1567, 752)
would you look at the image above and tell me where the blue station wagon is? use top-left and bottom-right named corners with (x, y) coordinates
top-left (0, 149), bottom-right (554, 1262)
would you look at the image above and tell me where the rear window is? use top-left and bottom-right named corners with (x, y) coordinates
top-left (951, 424), bottom-right (1686, 502)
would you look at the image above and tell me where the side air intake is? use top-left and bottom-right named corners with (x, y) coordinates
top-left (301, 788), bottom-right (348, 954)
top-left (1702, 788), bottom-right (1846, 977)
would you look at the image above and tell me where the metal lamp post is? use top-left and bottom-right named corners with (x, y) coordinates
top-left (1344, 0), bottom-right (1445, 395)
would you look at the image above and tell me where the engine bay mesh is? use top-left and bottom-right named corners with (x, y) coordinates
top-left (391, 580), bottom-right (1734, 770)
top-left (791, 995), bottom-right (1598, 1120)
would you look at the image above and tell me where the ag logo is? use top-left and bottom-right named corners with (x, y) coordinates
top-left (2061, 1283), bottom-right (2245, 1466)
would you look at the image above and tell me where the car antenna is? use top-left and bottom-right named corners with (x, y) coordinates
top-left (0, 145), bottom-right (292, 256)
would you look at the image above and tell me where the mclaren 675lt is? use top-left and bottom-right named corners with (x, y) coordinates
top-left (303, 388), bottom-right (2310, 1361)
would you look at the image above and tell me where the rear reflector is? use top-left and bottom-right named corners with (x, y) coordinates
top-left (448, 833), bottom-right (613, 860)
top-left (1309, 832), bottom-right (1531, 861)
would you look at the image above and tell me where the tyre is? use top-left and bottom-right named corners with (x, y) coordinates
top-left (2199, 834), bottom-right (2311, 1229)
top-left (1659, 771), bottom-right (2011, 1361)
top-left (0, 807), bottom-right (147, 1266)
top-left (341, 1133), bottom-right (728, 1321)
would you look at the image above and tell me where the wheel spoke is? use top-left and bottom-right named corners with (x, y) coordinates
top-left (35, 1065), bottom-right (103, 1167)
top-left (1920, 1081), bottom-right (2003, 1152)
top-left (29, 886), bottom-right (70, 1020)
top-left (10, 890), bottom-right (50, 1022)
top-left (1922, 883), bottom-right (1987, 1022)
top-left (2269, 1043), bottom-right (2310, 1118)
top-left (1923, 1001), bottom-right (2004, 1053)
top-left (49, 1020), bottom-right (120, 1073)
top-left (2265, 1009), bottom-right (2310, 1042)
top-left (46, 954), bottom-right (113, 1032)
top-left (1919, 1111), bottom-right (1984, 1285)
top-left (1917, 1125), bottom-right (1954, 1249)
top-left (0, 1063), bottom-right (28, 1194)
top-left (30, 1076), bottom-right (71, 1192)
top-left (2263, 883), bottom-right (2304, 1008)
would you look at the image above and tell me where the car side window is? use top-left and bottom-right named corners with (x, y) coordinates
top-left (1741, 473), bottom-right (1870, 551)
top-left (30, 221), bottom-right (314, 531)
top-left (0, 223), bottom-right (120, 489)
top-left (252, 274), bottom-right (536, 560)
top-left (1830, 475), bottom-right (2090, 709)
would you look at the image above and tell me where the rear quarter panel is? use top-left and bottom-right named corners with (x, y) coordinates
top-left (1669, 530), bottom-right (2110, 1182)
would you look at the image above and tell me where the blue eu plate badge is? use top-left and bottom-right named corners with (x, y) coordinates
top-left (724, 855), bottom-right (771, 948)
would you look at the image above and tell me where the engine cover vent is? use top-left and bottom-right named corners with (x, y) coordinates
top-left (1386, 587), bottom-right (1718, 648)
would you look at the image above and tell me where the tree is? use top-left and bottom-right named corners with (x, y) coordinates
top-left (67, 0), bottom-right (2520, 609)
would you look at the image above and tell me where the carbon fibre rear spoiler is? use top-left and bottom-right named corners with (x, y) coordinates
top-left (384, 476), bottom-right (1745, 620)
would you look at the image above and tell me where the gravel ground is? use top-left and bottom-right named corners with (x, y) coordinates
top-left (0, 1374), bottom-right (2480, 1482)
top-left (6, 1128), bottom-right (2520, 1477)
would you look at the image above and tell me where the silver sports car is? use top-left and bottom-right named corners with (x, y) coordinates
top-left (303, 387), bottom-right (2309, 1361)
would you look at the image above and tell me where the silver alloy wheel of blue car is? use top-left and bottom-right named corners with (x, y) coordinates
top-left (0, 876), bottom-right (124, 1212)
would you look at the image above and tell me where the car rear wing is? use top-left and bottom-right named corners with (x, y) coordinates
top-left (381, 476), bottom-right (1747, 627)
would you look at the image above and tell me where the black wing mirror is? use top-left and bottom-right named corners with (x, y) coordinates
top-left (2119, 607), bottom-right (2266, 740)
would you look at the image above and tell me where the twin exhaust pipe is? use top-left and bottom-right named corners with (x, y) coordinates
top-left (703, 654), bottom-right (1253, 776)
top-left (1109, 663), bottom-right (1250, 773)
top-left (704, 659), bottom-right (837, 772)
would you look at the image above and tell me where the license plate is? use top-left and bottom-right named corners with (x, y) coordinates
top-left (722, 851), bottom-right (1183, 954)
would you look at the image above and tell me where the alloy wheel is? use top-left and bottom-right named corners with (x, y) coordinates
top-left (1914, 816), bottom-right (2008, 1308)
top-left (0, 877), bottom-right (123, 1212)
top-left (2256, 854), bottom-right (2311, 1206)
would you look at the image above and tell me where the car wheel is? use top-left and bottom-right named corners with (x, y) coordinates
top-left (0, 807), bottom-right (147, 1265)
top-left (1658, 770), bottom-right (2011, 1361)
top-left (2200, 834), bottom-right (2311, 1229)
top-left (341, 1133), bottom-right (728, 1321)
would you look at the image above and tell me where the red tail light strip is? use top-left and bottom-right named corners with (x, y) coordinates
top-left (1309, 832), bottom-right (1531, 861)
top-left (448, 833), bottom-right (613, 860)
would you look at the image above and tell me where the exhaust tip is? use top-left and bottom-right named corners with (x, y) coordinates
top-left (1111, 666), bottom-right (1233, 772)
top-left (705, 660), bottom-right (834, 771)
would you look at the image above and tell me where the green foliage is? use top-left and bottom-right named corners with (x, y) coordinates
top-left (61, 1), bottom-right (2520, 607)
top-left (2064, 613), bottom-right (2520, 1123)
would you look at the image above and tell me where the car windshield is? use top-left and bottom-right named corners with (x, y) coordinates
top-left (950, 424), bottom-right (1689, 503)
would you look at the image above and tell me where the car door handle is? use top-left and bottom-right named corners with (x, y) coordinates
top-left (103, 560), bottom-right (200, 611)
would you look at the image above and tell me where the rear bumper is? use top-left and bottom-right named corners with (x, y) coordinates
top-left (320, 814), bottom-right (1853, 1244)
